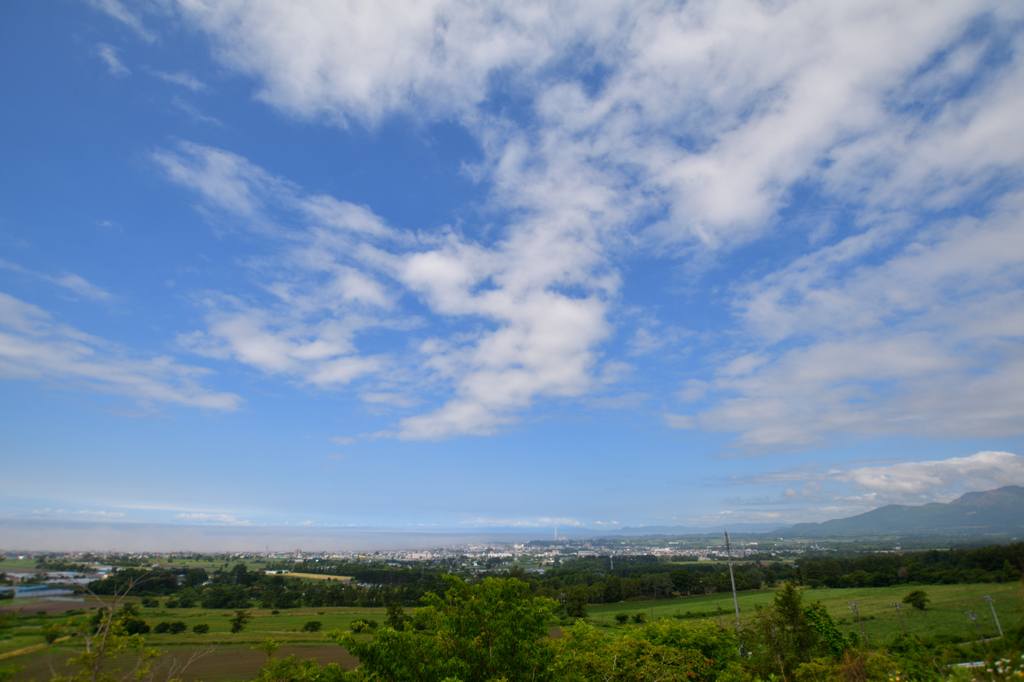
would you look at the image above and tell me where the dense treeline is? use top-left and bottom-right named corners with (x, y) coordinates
top-left (796, 542), bottom-right (1024, 588)
top-left (83, 542), bottom-right (1023, 612)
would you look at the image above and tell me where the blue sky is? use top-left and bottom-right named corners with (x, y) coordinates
top-left (2, 0), bottom-right (1024, 552)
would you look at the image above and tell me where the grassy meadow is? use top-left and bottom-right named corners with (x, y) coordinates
top-left (2, 581), bottom-right (1021, 681)
top-left (588, 582), bottom-right (1023, 641)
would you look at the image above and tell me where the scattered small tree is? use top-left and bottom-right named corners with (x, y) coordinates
top-left (565, 587), bottom-right (588, 619)
top-left (192, 624), bottom-right (209, 635)
top-left (614, 613), bottom-right (630, 624)
top-left (229, 609), bottom-right (252, 633)
top-left (42, 622), bottom-right (67, 643)
top-left (902, 590), bottom-right (930, 611)
top-left (302, 620), bottom-right (323, 632)
top-left (385, 602), bottom-right (410, 631)
top-left (632, 612), bottom-right (647, 624)
top-left (252, 638), bottom-right (283, 663)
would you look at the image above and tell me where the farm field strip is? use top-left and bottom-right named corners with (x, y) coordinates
top-left (588, 583), bottom-right (1023, 640)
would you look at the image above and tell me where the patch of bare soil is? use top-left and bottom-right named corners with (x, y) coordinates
top-left (0, 601), bottom-right (96, 616)
top-left (12, 644), bottom-right (357, 682)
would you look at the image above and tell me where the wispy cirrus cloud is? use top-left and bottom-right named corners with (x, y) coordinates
top-left (86, 0), bottom-right (156, 43)
top-left (174, 512), bottom-right (249, 525)
top-left (0, 291), bottom-right (241, 411)
top-left (0, 259), bottom-right (113, 301)
top-left (668, 195), bottom-right (1024, 449)
top-left (459, 516), bottom-right (582, 528)
top-left (152, 70), bottom-right (205, 91)
top-left (96, 43), bottom-right (130, 77)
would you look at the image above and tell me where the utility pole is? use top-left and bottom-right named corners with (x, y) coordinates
top-left (724, 531), bottom-right (744, 657)
top-left (965, 610), bottom-right (985, 644)
top-left (890, 602), bottom-right (907, 635)
top-left (848, 602), bottom-right (867, 645)
top-left (982, 595), bottom-right (1003, 638)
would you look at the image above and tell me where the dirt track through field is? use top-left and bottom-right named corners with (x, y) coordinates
top-left (12, 645), bottom-right (358, 682)
top-left (1, 600), bottom-right (99, 616)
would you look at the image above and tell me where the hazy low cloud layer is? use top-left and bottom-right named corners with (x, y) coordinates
top-left (0, 519), bottom-right (575, 553)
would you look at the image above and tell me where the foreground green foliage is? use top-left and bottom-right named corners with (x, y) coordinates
top-left (336, 575), bottom-right (558, 682)
top-left (5, 570), bottom-right (1021, 682)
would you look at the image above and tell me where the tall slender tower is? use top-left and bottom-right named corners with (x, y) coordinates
top-left (554, 525), bottom-right (558, 541)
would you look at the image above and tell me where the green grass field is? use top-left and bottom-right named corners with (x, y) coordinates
top-left (587, 582), bottom-right (1023, 642)
top-left (3, 582), bottom-right (1021, 681)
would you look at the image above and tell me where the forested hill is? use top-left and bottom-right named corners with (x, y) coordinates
top-left (781, 485), bottom-right (1024, 538)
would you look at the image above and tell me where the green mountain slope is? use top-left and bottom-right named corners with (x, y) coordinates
top-left (781, 485), bottom-right (1024, 538)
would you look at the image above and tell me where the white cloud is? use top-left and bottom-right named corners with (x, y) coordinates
top-left (171, 97), bottom-right (222, 125)
top-left (51, 274), bottom-right (112, 301)
top-left (147, 1), bottom-right (1024, 444)
top-left (96, 43), bottom-right (130, 77)
top-left (74, 510), bottom-right (126, 519)
top-left (748, 451), bottom-right (1024, 508)
top-left (833, 451), bottom-right (1024, 501)
top-left (0, 259), bottom-right (112, 301)
top-left (459, 516), bottom-right (582, 528)
top-left (153, 70), bottom-right (205, 91)
top-left (157, 142), bottom-right (615, 439)
top-left (671, 195), bottom-right (1024, 449)
top-left (0, 291), bottom-right (241, 411)
top-left (86, 0), bottom-right (156, 42)
top-left (174, 512), bottom-right (249, 525)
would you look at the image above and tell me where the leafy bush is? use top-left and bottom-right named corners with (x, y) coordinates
top-left (302, 620), bottom-right (323, 632)
top-left (614, 613), bottom-right (630, 624)
top-left (168, 620), bottom-right (187, 634)
top-left (193, 623), bottom-right (210, 634)
top-left (41, 622), bottom-right (65, 643)
top-left (902, 590), bottom-right (930, 610)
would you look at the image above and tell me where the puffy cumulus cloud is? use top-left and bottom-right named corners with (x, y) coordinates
top-left (833, 451), bottom-right (1024, 501)
top-left (0, 292), bottom-right (241, 411)
top-left (746, 451), bottom-right (1024, 507)
top-left (165, 0), bottom-right (575, 125)
top-left (164, 0), bottom-right (1020, 245)
top-left (146, 1), bottom-right (1024, 443)
top-left (158, 142), bottom-right (614, 439)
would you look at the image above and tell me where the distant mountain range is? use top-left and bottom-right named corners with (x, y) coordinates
top-left (599, 486), bottom-right (1024, 540)
top-left (779, 486), bottom-right (1024, 538)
